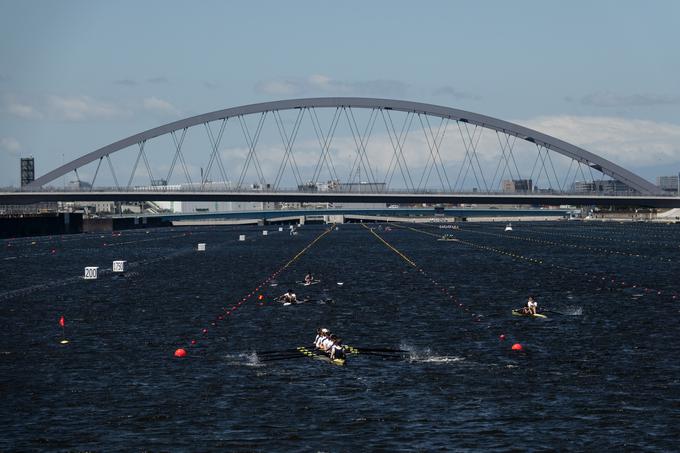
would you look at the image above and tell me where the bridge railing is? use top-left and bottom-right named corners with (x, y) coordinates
top-left (7, 185), bottom-right (674, 197)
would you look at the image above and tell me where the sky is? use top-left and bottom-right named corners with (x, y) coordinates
top-left (1, 0), bottom-right (679, 188)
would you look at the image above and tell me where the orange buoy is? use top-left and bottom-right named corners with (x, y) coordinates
top-left (511, 343), bottom-right (523, 351)
top-left (174, 348), bottom-right (187, 358)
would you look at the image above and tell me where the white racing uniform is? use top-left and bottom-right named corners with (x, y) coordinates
top-left (321, 337), bottom-right (334, 351)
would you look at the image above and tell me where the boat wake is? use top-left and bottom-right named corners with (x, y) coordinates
top-left (224, 352), bottom-right (265, 367)
top-left (400, 344), bottom-right (464, 364)
top-left (560, 306), bottom-right (583, 316)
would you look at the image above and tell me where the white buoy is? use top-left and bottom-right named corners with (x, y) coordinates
top-left (84, 266), bottom-right (99, 280)
top-left (278, 227), bottom-right (283, 232)
top-left (112, 260), bottom-right (127, 272)
top-left (197, 243), bottom-right (206, 251)
top-left (262, 230), bottom-right (268, 236)
top-left (239, 234), bottom-right (246, 241)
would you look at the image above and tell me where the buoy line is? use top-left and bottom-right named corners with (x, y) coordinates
top-left (0, 247), bottom-right (196, 302)
top-left (557, 223), bottom-right (680, 242)
top-left (454, 226), bottom-right (673, 263)
top-left (174, 226), bottom-right (334, 358)
top-left (364, 225), bottom-right (418, 267)
top-left (524, 225), bottom-right (680, 248)
top-left (396, 222), bottom-right (680, 302)
top-left (2, 231), bottom-right (204, 260)
top-left (362, 223), bottom-right (524, 351)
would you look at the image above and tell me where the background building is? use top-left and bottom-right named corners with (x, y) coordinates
top-left (572, 179), bottom-right (632, 193)
top-left (502, 179), bottom-right (533, 192)
top-left (656, 175), bottom-right (679, 194)
top-left (20, 157), bottom-right (35, 187)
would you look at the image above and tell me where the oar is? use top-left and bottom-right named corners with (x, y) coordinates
top-left (256, 348), bottom-right (304, 355)
top-left (348, 351), bottom-right (405, 358)
top-left (259, 355), bottom-right (308, 362)
top-left (345, 346), bottom-right (406, 353)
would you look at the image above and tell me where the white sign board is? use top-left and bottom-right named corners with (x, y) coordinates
top-left (112, 261), bottom-right (127, 272)
top-left (84, 266), bottom-right (99, 280)
top-left (197, 243), bottom-right (206, 251)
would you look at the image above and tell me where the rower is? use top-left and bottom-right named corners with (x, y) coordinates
top-left (304, 271), bottom-right (314, 284)
top-left (329, 337), bottom-right (345, 360)
top-left (527, 295), bottom-right (538, 315)
top-left (315, 328), bottom-right (329, 349)
top-left (280, 289), bottom-right (297, 304)
top-left (321, 333), bottom-right (335, 352)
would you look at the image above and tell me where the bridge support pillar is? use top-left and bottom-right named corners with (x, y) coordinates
top-left (325, 215), bottom-right (345, 224)
top-left (298, 216), bottom-right (305, 225)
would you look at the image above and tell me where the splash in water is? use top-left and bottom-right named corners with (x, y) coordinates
top-left (400, 343), bottom-right (464, 364)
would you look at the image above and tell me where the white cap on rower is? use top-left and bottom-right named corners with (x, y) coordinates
top-left (321, 328), bottom-right (329, 333)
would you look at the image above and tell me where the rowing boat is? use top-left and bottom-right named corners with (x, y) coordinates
top-left (299, 280), bottom-right (321, 286)
top-left (512, 309), bottom-right (547, 319)
top-left (297, 346), bottom-right (345, 366)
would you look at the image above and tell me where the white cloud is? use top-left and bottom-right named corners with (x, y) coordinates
top-left (0, 137), bottom-right (21, 156)
top-left (254, 80), bottom-right (302, 96)
top-left (255, 74), bottom-right (409, 97)
top-left (142, 97), bottom-right (181, 116)
top-left (47, 95), bottom-right (126, 121)
top-left (7, 101), bottom-right (43, 119)
top-left (521, 115), bottom-right (680, 167)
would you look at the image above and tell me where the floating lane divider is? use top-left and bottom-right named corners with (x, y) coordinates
top-left (362, 223), bottom-right (525, 351)
top-left (0, 247), bottom-right (195, 302)
top-left (365, 224), bottom-right (418, 267)
top-left (524, 225), bottom-right (680, 248)
top-left (403, 222), bottom-right (680, 302)
top-left (174, 226), bottom-right (334, 358)
top-left (456, 226), bottom-right (673, 263)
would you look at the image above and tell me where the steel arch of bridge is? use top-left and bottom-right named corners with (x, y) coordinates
top-left (26, 97), bottom-right (662, 194)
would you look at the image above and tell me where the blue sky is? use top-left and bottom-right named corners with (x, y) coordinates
top-left (1, 0), bottom-right (679, 187)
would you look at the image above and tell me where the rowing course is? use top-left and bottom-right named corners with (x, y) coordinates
top-left (1, 223), bottom-right (679, 450)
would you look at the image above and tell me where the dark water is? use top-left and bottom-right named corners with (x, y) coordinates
top-left (1, 222), bottom-right (679, 451)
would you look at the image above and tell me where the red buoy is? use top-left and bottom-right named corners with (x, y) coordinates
top-left (511, 343), bottom-right (523, 351)
top-left (191, 340), bottom-right (196, 345)
top-left (499, 334), bottom-right (506, 341)
top-left (202, 328), bottom-right (208, 334)
top-left (258, 294), bottom-right (264, 300)
top-left (174, 348), bottom-right (187, 358)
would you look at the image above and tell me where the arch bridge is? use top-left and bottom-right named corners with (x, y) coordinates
top-left (22, 97), bottom-right (667, 205)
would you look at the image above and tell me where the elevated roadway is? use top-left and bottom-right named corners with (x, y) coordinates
top-left (2, 191), bottom-right (680, 208)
